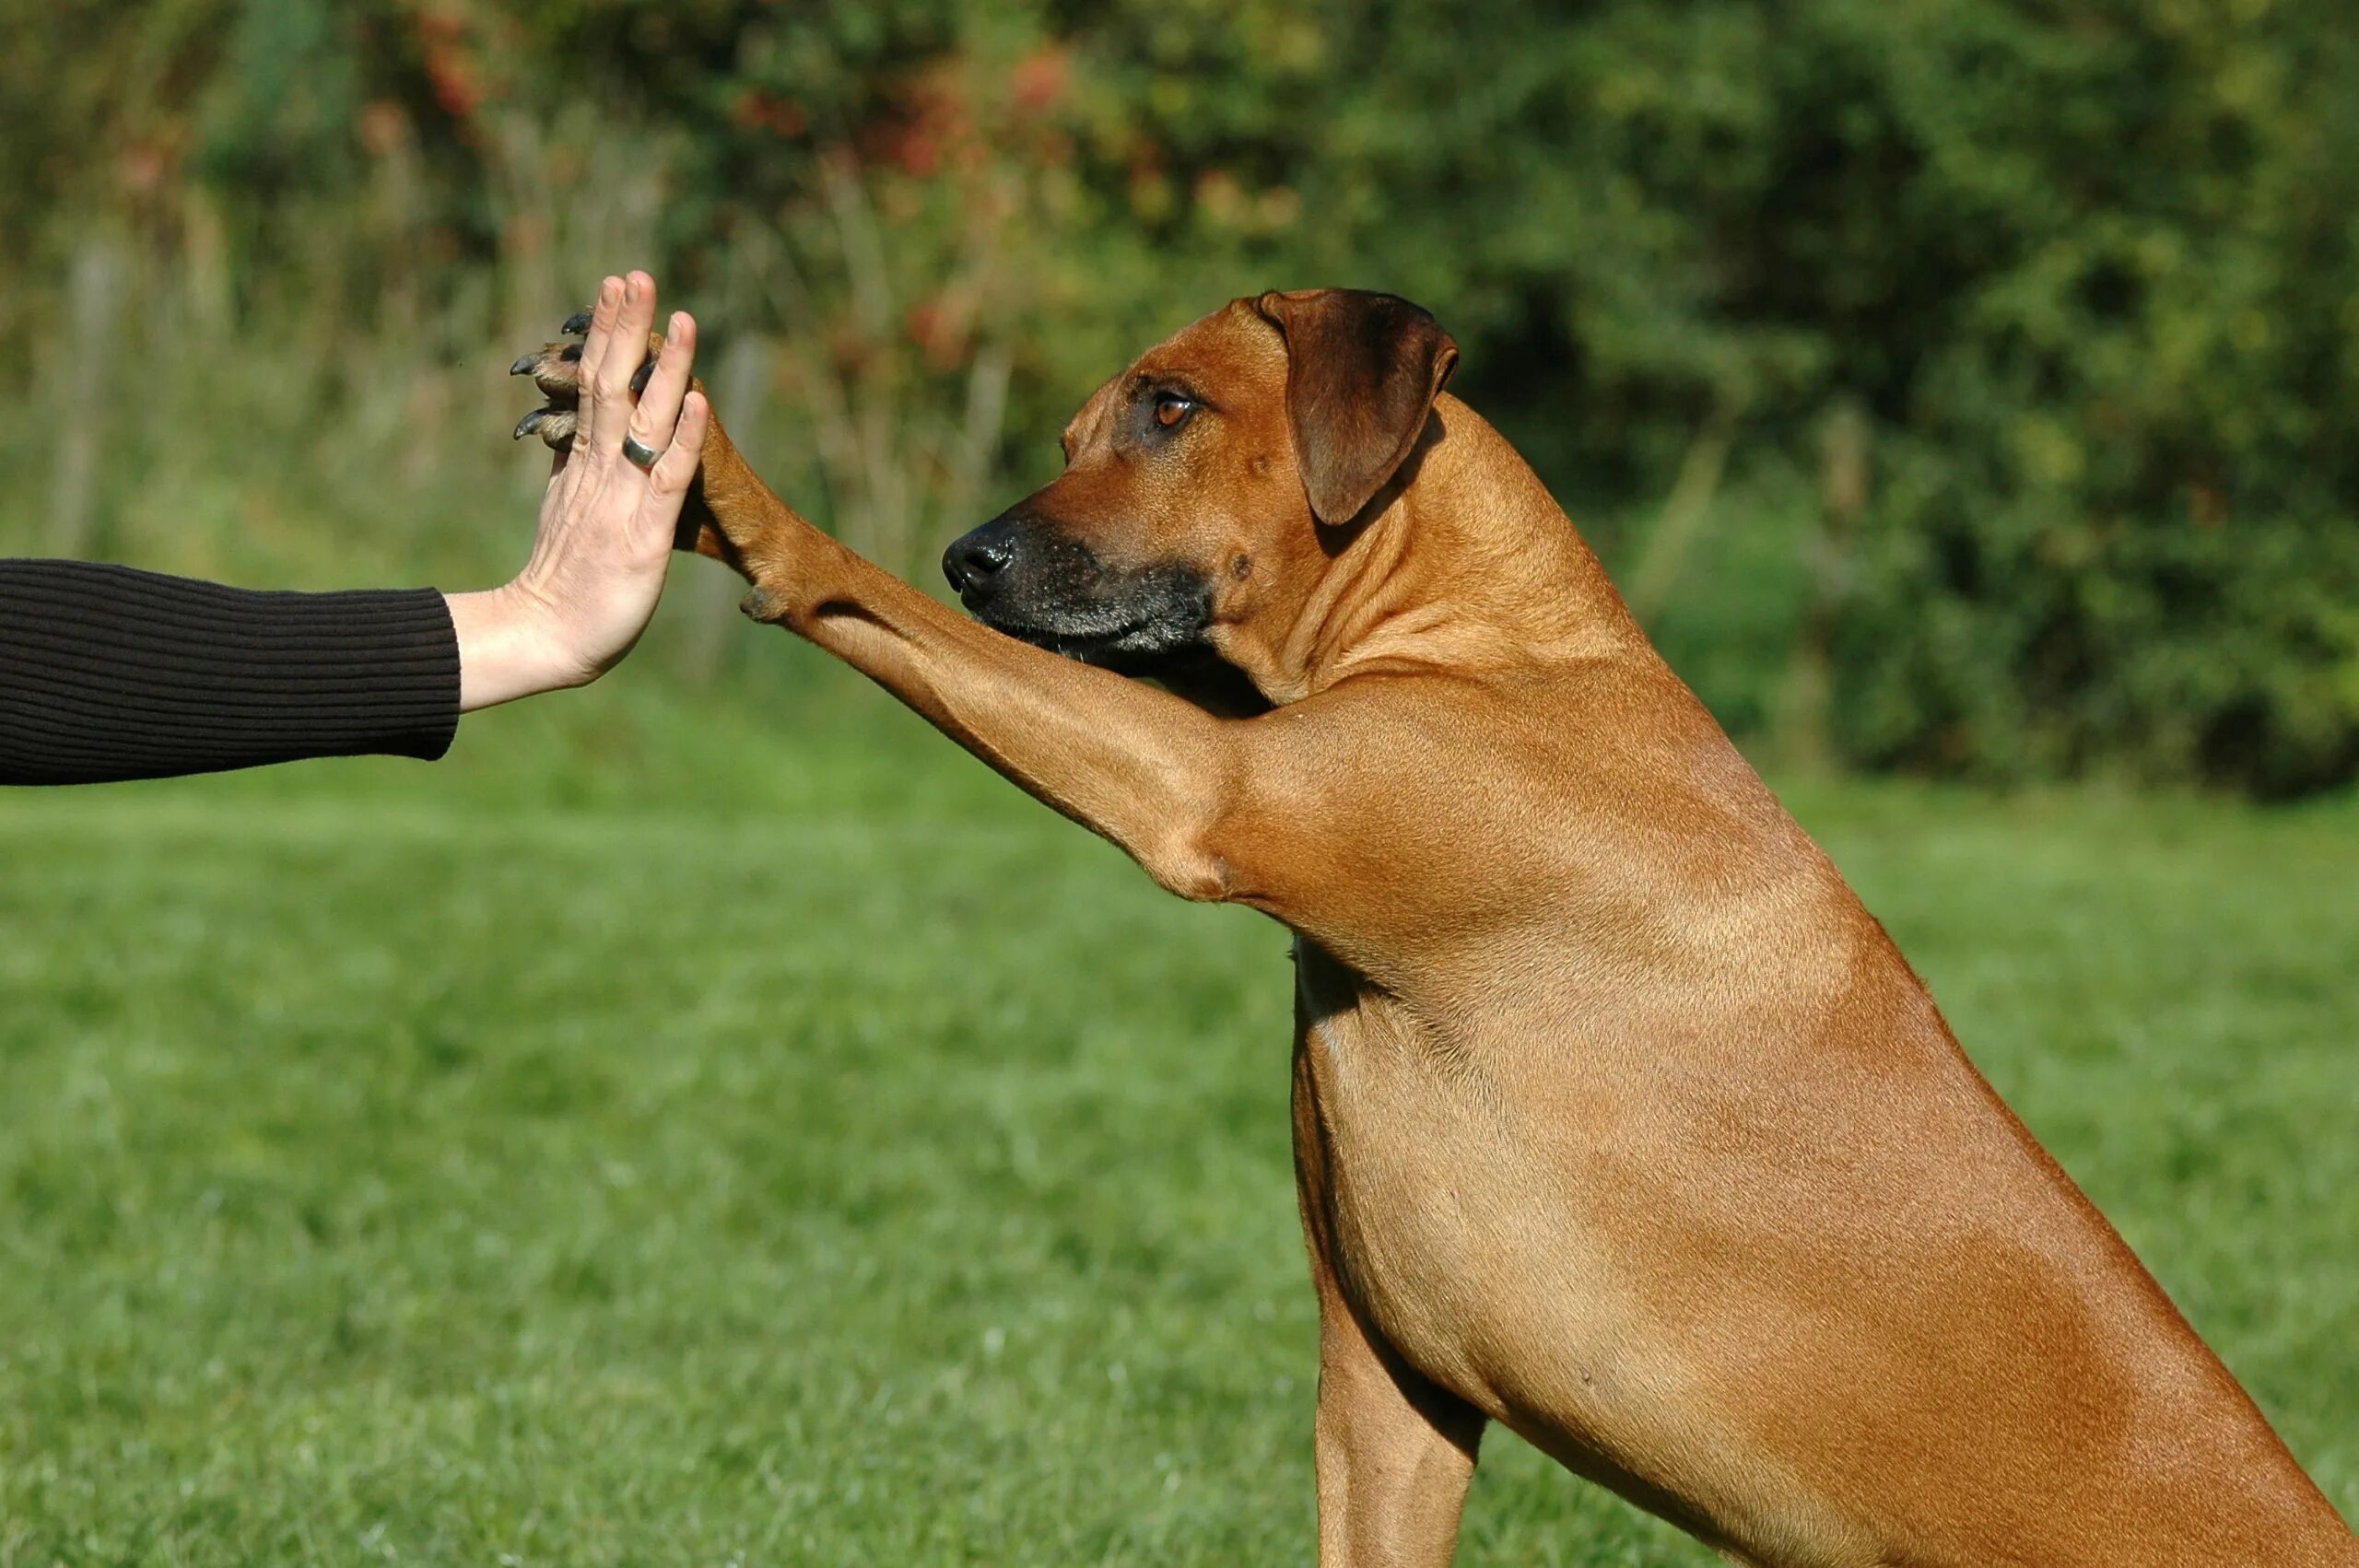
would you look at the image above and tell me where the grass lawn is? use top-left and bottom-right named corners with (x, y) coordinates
top-left (2, 659), bottom-right (2354, 1564)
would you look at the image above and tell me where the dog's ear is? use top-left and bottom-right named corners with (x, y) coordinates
top-left (1252, 289), bottom-right (1459, 527)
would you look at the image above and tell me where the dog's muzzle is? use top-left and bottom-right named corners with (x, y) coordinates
top-left (938, 511), bottom-right (1213, 672)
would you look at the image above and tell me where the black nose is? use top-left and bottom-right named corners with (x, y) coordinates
top-left (943, 524), bottom-right (1015, 598)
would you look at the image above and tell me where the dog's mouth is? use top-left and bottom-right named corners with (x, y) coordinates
top-left (945, 517), bottom-right (1213, 673)
top-left (967, 577), bottom-right (1211, 673)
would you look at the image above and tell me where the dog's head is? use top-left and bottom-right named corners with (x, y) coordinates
top-left (942, 289), bottom-right (1458, 675)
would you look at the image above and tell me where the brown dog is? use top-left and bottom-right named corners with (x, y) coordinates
top-left (513, 290), bottom-right (2356, 1565)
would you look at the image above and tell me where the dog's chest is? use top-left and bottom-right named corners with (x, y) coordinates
top-left (1287, 940), bottom-right (1785, 1516)
top-left (1288, 939), bottom-right (1557, 1395)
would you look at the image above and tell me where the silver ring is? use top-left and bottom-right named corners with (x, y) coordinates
top-left (621, 431), bottom-right (664, 471)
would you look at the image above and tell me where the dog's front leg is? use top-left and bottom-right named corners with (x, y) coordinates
top-left (508, 316), bottom-right (1391, 933)
top-left (1313, 1318), bottom-right (1483, 1567)
top-left (1295, 1041), bottom-right (1485, 1565)
top-left (692, 430), bottom-right (1252, 901)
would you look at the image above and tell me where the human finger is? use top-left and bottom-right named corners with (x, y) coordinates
top-left (623, 311), bottom-right (698, 463)
top-left (571, 275), bottom-right (624, 450)
top-left (585, 271), bottom-right (658, 456)
top-left (645, 391), bottom-right (710, 505)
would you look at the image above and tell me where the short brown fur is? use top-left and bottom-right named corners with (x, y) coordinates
top-left (522, 292), bottom-right (2356, 1565)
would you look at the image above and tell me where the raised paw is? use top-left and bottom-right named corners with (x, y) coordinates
top-left (508, 312), bottom-right (663, 451)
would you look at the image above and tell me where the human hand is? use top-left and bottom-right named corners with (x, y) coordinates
top-left (447, 270), bottom-right (710, 712)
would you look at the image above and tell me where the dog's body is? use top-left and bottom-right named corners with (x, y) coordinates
top-left (519, 290), bottom-right (2356, 1564)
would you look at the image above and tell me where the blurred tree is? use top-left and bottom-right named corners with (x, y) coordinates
top-left (3, 0), bottom-right (2353, 793)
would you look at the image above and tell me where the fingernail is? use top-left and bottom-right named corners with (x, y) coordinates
top-left (601, 276), bottom-right (622, 301)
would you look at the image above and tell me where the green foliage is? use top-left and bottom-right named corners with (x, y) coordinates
top-left (1, 693), bottom-right (2354, 1559)
top-left (3, 0), bottom-right (2355, 791)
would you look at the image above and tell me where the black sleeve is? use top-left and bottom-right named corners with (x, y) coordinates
top-left (0, 559), bottom-right (461, 785)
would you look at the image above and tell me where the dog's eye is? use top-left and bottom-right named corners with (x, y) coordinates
top-left (1153, 393), bottom-right (1196, 429)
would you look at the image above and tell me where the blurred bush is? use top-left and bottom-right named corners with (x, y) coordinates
top-left (3, 0), bottom-right (2354, 794)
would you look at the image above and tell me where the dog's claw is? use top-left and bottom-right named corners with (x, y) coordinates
top-left (511, 308), bottom-right (657, 451)
top-left (741, 587), bottom-right (786, 624)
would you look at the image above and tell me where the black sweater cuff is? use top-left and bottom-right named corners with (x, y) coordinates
top-left (1, 559), bottom-right (461, 785)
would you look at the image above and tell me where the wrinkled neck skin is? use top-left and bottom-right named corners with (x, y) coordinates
top-left (1209, 397), bottom-right (1639, 707)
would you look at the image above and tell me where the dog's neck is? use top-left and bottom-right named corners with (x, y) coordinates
top-left (1215, 399), bottom-right (1637, 705)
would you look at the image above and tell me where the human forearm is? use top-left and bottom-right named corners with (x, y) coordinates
top-left (0, 276), bottom-right (706, 785)
top-left (0, 560), bottom-right (459, 784)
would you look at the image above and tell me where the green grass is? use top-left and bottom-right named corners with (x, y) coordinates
top-left (2, 654), bottom-right (2354, 1564)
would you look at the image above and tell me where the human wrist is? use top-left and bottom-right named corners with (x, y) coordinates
top-left (446, 582), bottom-right (581, 713)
